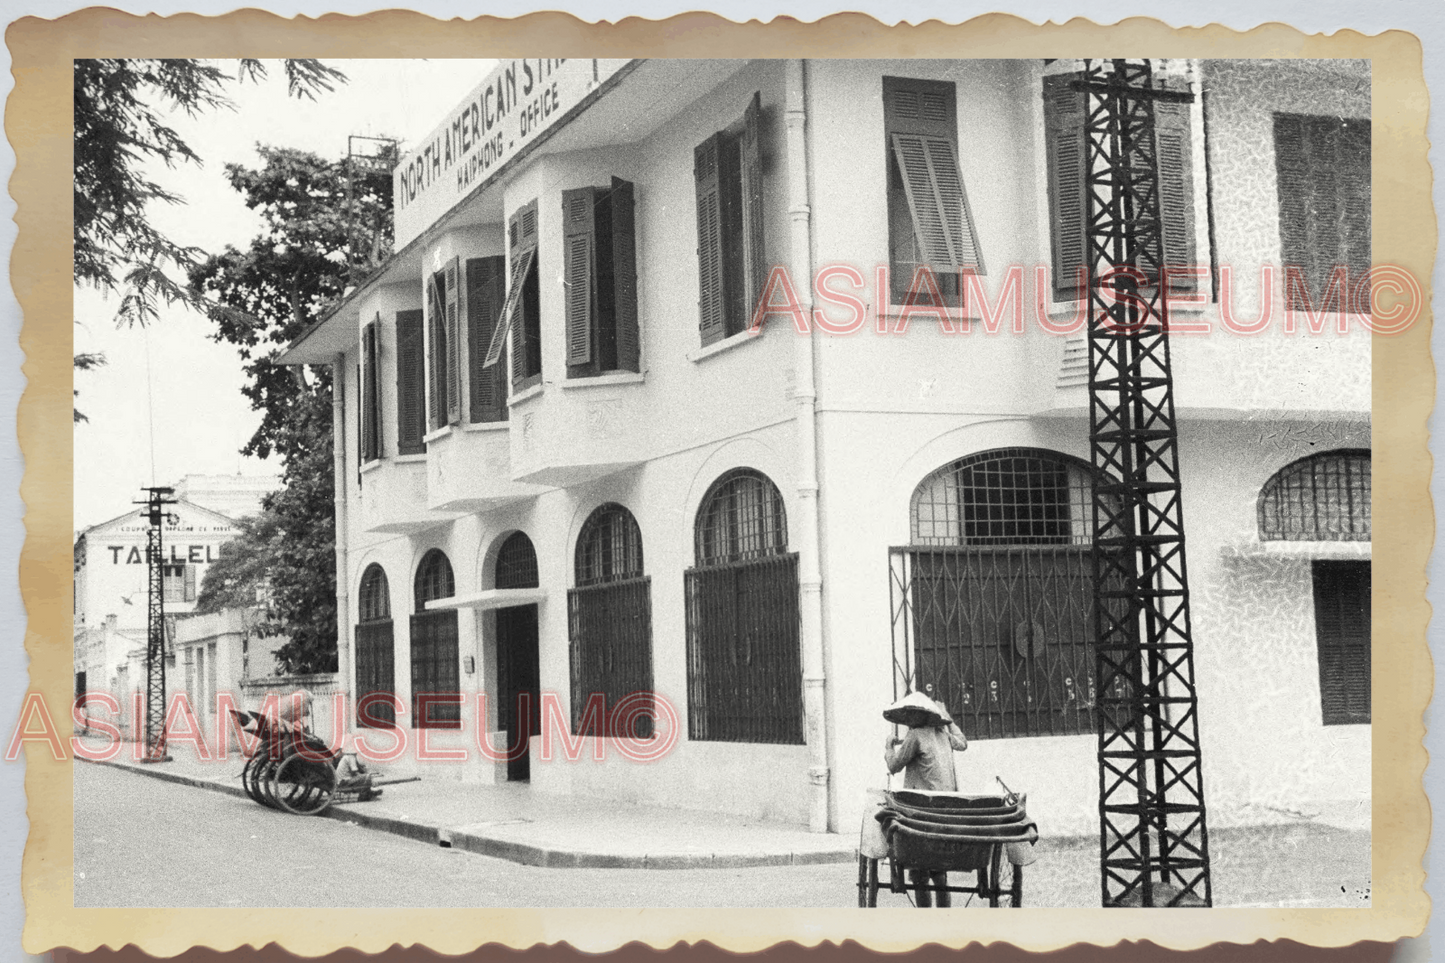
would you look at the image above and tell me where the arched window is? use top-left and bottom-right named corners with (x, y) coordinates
top-left (410, 549), bottom-right (459, 729)
top-left (685, 469), bottom-right (802, 744)
top-left (495, 532), bottom-right (539, 590)
top-left (414, 549), bottom-right (455, 609)
top-left (358, 564), bottom-right (391, 622)
top-left (575, 503), bottom-right (644, 587)
top-left (355, 564), bottom-right (395, 728)
top-left (569, 505), bottom-right (652, 738)
top-left (897, 448), bottom-right (1114, 741)
top-left (1258, 449), bottom-right (1370, 541)
top-left (695, 468), bottom-right (789, 564)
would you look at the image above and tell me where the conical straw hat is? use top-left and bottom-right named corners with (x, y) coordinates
top-left (882, 690), bottom-right (945, 728)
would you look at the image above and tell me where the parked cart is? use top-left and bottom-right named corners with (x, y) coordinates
top-left (857, 788), bottom-right (1038, 908)
top-left (235, 710), bottom-right (342, 815)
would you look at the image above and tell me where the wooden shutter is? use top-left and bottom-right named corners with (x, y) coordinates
top-left (1154, 100), bottom-right (1196, 292)
top-left (740, 92), bottom-right (766, 326)
top-left (467, 256), bottom-right (506, 422)
top-left (395, 309), bottom-right (426, 455)
top-left (562, 186), bottom-right (596, 366)
top-left (609, 177), bottom-right (640, 373)
top-left (183, 564), bottom-right (197, 602)
top-left (426, 273), bottom-right (445, 430)
top-left (1339, 118), bottom-right (1371, 307)
top-left (695, 134), bottom-right (727, 346)
top-left (487, 246), bottom-right (535, 369)
top-left (360, 318), bottom-right (380, 462)
top-left (1312, 560), bottom-right (1371, 725)
top-left (1043, 73), bottom-right (1088, 301)
top-left (445, 257), bottom-right (461, 424)
top-left (355, 360), bottom-right (363, 487)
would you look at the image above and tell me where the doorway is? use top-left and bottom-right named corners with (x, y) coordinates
top-left (494, 531), bottom-right (541, 781)
top-left (1311, 560), bottom-right (1370, 725)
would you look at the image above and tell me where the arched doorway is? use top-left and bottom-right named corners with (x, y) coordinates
top-left (495, 532), bottom-right (541, 781)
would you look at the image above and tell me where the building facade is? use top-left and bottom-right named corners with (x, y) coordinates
top-left (281, 58), bottom-right (1372, 836)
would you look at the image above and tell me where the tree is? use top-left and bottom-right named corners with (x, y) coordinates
top-left (71, 58), bottom-right (346, 421)
top-left (189, 144), bottom-right (394, 675)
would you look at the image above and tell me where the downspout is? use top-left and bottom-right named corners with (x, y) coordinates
top-left (331, 355), bottom-right (352, 731)
top-left (784, 59), bottom-right (830, 833)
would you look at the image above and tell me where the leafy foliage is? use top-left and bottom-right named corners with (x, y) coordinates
top-left (72, 352), bottom-right (105, 423)
top-left (189, 144), bottom-right (394, 674)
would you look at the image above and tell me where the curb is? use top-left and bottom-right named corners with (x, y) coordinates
top-left (78, 755), bottom-right (856, 870)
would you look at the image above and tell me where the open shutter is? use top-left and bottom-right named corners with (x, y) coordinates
top-left (1043, 73), bottom-right (1088, 301)
top-left (355, 361), bottom-right (362, 487)
top-left (1154, 100), bottom-right (1196, 293)
top-left (395, 309), bottom-right (426, 455)
top-left (486, 246), bottom-right (534, 369)
top-left (609, 177), bottom-right (640, 373)
top-left (888, 134), bottom-right (981, 273)
top-left (467, 256), bottom-right (506, 422)
top-left (426, 273), bottom-right (445, 430)
top-left (361, 318), bottom-right (380, 462)
top-left (695, 134), bottom-right (727, 346)
top-left (740, 93), bottom-right (766, 326)
top-left (562, 186), bottom-right (596, 367)
top-left (445, 258), bottom-right (461, 424)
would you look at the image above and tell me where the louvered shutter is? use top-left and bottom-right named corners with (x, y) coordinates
top-left (183, 564), bottom-right (197, 602)
top-left (361, 319), bottom-right (380, 462)
top-left (395, 309), bottom-right (426, 455)
top-left (355, 361), bottom-right (363, 486)
top-left (609, 177), bottom-right (640, 373)
top-left (426, 273), bottom-right (445, 430)
top-left (1154, 100), bottom-right (1196, 293)
top-left (740, 92), bottom-right (766, 326)
top-left (445, 258), bottom-right (461, 424)
top-left (562, 186), bottom-right (597, 366)
top-left (467, 256), bottom-right (506, 422)
top-left (695, 134), bottom-right (727, 346)
top-left (486, 247), bottom-right (535, 369)
top-left (1312, 561), bottom-right (1371, 726)
top-left (1043, 73), bottom-right (1088, 301)
top-left (1339, 119), bottom-right (1371, 309)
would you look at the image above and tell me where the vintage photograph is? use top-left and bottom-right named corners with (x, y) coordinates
top-left (65, 52), bottom-right (1384, 916)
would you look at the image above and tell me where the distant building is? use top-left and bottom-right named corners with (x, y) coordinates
top-left (171, 472), bottom-right (281, 520)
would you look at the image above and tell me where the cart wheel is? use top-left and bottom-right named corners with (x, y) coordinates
top-left (240, 753), bottom-right (263, 804)
top-left (991, 856), bottom-right (1023, 908)
top-left (255, 757), bottom-right (285, 809)
top-left (273, 753), bottom-right (339, 816)
top-left (855, 855), bottom-right (880, 908)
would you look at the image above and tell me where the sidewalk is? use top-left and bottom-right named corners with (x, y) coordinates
top-left (74, 737), bottom-right (856, 870)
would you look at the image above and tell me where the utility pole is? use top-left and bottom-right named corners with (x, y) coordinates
top-left (1080, 58), bottom-right (1212, 907)
top-left (137, 486), bottom-right (177, 763)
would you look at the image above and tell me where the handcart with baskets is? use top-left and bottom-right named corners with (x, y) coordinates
top-left (857, 784), bottom-right (1039, 908)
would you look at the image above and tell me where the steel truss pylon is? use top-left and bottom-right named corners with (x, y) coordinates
top-left (1078, 59), bottom-right (1212, 907)
top-left (139, 486), bottom-right (177, 763)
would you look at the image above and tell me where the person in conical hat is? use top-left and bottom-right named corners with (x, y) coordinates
top-left (278, 689), bottom-right (314, 732)
top-left (883, 688), bottom-right (968, 908)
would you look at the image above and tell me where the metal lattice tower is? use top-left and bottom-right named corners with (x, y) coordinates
top-left (138, 486), bottom-right (177, 763)
top-left (1079, 59), bottom-right (1212, 907)
top-left (344, 134), bottom-right (399, 283)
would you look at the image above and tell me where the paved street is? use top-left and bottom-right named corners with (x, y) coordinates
top-left (74, 762), bottom-right (1368, 909)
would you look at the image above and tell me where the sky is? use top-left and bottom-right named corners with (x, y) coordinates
top-left (72, 59), bottom-right (495, 532)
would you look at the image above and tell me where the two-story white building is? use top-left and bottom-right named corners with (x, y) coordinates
top-left (280, 58), bottom-right (1372, 837)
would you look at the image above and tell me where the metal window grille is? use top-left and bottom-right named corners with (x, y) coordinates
top-left (575, 504), bottom-right (644, 587)
top-left (896, 449), bottom-right (1125, 739)
top-left (1258, 449), bottom-right (1370, 542)
top-left (358, 564), bottom-right (391, 622)
top-left (414, 549), bottom-right (455, 608)
top-left (686, 470), bottom-right (801, 745)
top-left (495, 532), bottom-right (539, 589)
top-left (568, 577), bottom-right (653, 738)
top-left (694, 468), bottom-right (788, 565)
top-left (354, 619), bottom-right (396, 728)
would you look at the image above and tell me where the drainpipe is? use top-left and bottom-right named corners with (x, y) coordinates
top-left (331, 355), bottom-right (352, 732)
top-left (784, 59), bottom-right (830, 834)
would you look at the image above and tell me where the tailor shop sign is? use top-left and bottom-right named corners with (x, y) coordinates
top-left (393, 58), bottom-right (634, 248)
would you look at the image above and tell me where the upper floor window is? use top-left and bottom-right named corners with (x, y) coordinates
top-left (1042, 71), bottom-right (1194, 302)
top-left (883, 76), bottom-right (984, 308)
top-left (1273, 113), bottom-right (1371, 314)
top-left (564, 179), bottom-right (641, 378)
top-left (396, 308), bottom-right (427, 455)
top-left (1258, 449), bottom-right (1371, 542)
top-left (484, 200), bottom-right (542, 391)
top-left (359, 316), bottom-right (381, 462)
top-left (466, 256), bottom-right (509, 424)
top-left (162, 563), bottom-right (197, 604)
top-left (695, 92), bottom-right (765, 346)
top-left (427, 258), bottom-right (462, 430)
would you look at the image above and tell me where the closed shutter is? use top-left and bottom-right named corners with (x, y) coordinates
top-left (1154, 100), bottom-right (1196, 292)
top-left (445, 258), bottom-right (461, 424)
top-left (355, 361), bottom-right (362, 487)
top-left (1312, 560), bottom-right (1371, 725)
top-left (695, 134), bottom-right (727, 346)
top-left (1339, 118), bottom-right (1371, 309)
top-left (1275, 114), bottom-right (1370, 312)
top-left (360, 318), bottom-right (380, 461)
top-left (395, 309), bottom-right (427, 455)
top-left (426, 273), bottom-right (445, 430)
top-left (884, 77), bottom-right (982, 277)
top-left (740, 92), bottom-right (766, 325)
top-left (1043, 74), bottom-right (1088, 301)
top-left (562, 186), bottom-right (596, 366)
top-left (609, 177), bottom-right (641, 373)
top-left (183, 564), bottom-right (197, 602)
top-left (466, 256), bottom-right (507, 422)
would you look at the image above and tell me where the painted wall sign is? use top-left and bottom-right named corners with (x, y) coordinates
top-left (393, 58), bottom-right (635, 249)
top-left (107, 544), bottom-right (222, 565)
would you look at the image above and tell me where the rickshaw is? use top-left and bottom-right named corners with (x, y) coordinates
top-left (234, 709), bottom-right (341, 816)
